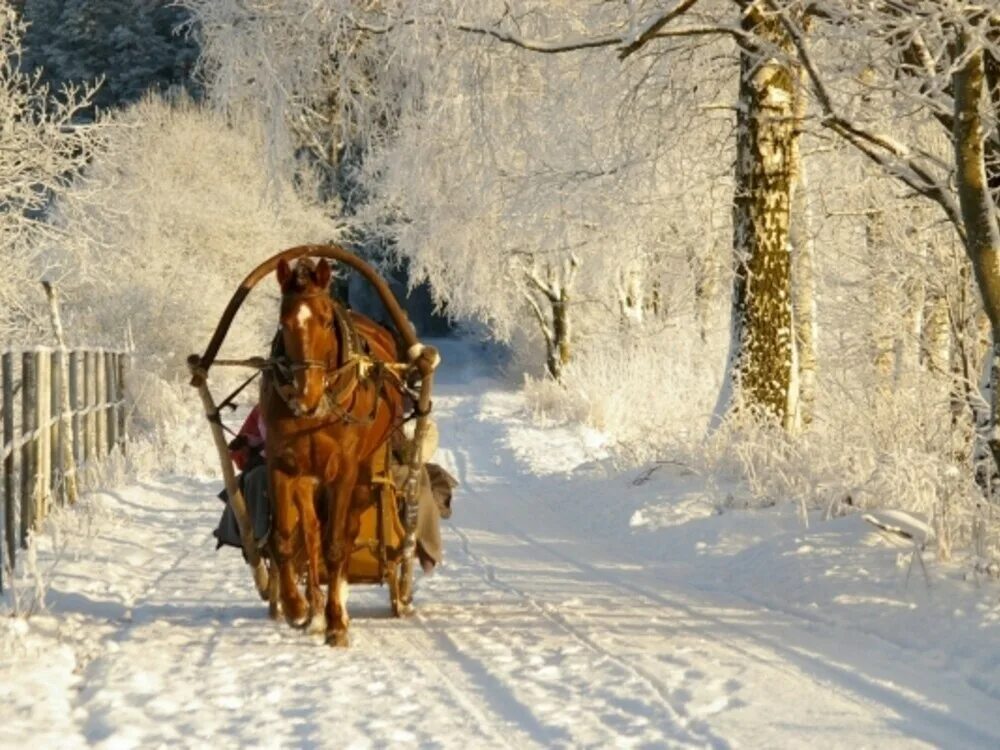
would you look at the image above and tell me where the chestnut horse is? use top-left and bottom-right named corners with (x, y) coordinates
top-left (261, 257), bottom-right (403, 646)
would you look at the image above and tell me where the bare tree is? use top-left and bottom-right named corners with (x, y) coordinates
top-left (0, 3), bottom-right (101, 341)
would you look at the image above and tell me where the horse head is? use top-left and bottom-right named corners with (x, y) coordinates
top-left (276, 257), bottom-right (336, 417)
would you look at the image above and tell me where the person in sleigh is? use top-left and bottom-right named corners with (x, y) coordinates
top-left (213, 405), bottom-right (271, 552)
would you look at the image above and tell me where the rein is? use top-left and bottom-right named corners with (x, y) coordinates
top-left (266, 297), bottom-right (394, 424)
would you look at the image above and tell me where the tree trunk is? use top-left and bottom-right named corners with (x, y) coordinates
top-left (720, 5), bottom-right (799, 430)
top-left (550, 292), bottom-right (571, 380)
top-left (788, 65), bottom-right (817, 428)
top-left (953, 38), bottom-right (1000, 498)
top-left (897, 266), bottom-right (926, 382)
top-left (865, 207), bottom-right (896, 380)
top-left (525, 260), bottom-right (575, 382)
top-left (922, 286), bottom-right (951, 376)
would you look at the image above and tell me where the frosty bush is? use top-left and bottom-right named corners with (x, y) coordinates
top-left (523, 312), bottom-right (727, 466)
top-left (47, 94), bottom-right (339, 436)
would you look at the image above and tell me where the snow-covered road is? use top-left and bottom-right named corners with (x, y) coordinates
top-left (3, 340), bottom-right (1000, 748)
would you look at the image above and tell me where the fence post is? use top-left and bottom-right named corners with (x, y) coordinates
top-left (51, 349), bottom-right (63, 507)
top-left (95, 349), bottom-right (106, 460)
top-left (69, 351), bottom-right (80, 472)
top-left (1, 352), bottom-right (14, 588)
top-left (35, 350), bottom-right (51, 523)
top-left (117, 352), bottom-right (127, 453)
top-left (44, 281), bottom-right (79, 505)
top-left (105, 352), bottom-right (113, 453)
top-left (20, 352), bottom-right (36, 546)
top-left (83, 352), bottom-right (93, 467)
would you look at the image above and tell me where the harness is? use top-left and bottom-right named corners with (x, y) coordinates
top-left (266, 297), bottom-right (405, 427)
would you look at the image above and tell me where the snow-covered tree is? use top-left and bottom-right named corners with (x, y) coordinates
top-left (424, 0), bottom-right (813, 428)
top-left (0, 3), bottom-right (100, 342)
top-left (49, 94), bottom-right (339, 373)
top-left (764, 2), bottom-right (1000, 512)
top-left (360, 30), bottom-right (731, 381)
top-left (180, 0), bottom-right (414, 207)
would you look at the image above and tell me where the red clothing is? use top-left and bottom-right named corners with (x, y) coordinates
top-left (229, 405), bottom-right (266, 470)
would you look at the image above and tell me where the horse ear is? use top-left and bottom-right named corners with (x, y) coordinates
top-left (277, 259), bottom-right (292, 288)
top-left (314, 259), bottom-right (332, 290)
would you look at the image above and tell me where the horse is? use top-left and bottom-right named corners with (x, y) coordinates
top-left (261, 257), bottom-right (403, 646)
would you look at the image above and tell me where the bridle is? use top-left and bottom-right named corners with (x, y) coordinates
top-left (270, 291), bottom-right (383, 421)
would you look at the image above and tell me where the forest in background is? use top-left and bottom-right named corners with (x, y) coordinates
top-left (1, 0), bottom-right (998, 571)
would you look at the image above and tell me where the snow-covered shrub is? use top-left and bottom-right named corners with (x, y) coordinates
top-left (687, 153), bottom-right (997, 561)
top-left (523, 312), bottom-right (727, 465)
top-left (47, 94), bottom-right (339, 440)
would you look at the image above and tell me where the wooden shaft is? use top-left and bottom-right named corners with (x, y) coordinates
top-left (190, 367), bottom-right (269, 598)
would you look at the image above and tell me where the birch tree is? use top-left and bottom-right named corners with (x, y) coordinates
top-left (448, 0), bottom-right (815, 429)
top-left (726, 2), bottom-right (802, 429)
top-left (776, 1), bottom-right (1000, 488)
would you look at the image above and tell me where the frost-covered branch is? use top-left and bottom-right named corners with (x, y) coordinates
top-left (0, 4), bottom-right (104, 341)
top-left (770, 1), bottom-right (965, 234)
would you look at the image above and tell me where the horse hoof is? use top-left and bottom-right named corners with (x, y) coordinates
top-left (325, 630), bottom-right (349, 648)
top-left (268, 601), bottom-right (282, 620)
top-left (282, 596), bottom-right (310, 628)
top-left (284, 608), bottom-right (311, 629)
top-left (392, 600), bottom-right (415, 618)
top-left (308, 611), bottom-right (327, 635)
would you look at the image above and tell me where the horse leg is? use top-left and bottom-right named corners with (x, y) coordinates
top-left (272, 471), bottom-right (309, 627)
top-left (266, 539), bottom-right (281, 620)
top-left (292, 477), bottom-right (326, 632)
top-left (324, 467), bottom-right (358, 647)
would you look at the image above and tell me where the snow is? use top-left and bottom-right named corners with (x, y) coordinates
top-left (2, 338), bottom-right (1000, 748)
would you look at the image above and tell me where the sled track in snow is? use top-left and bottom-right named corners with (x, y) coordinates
top-left (446, 502), bottom-right (730, 749)
top-left (456, 489), bottom-right (1000, 750)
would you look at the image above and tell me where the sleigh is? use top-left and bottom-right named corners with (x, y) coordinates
top-left (187, 245), bottom-right (439, 619)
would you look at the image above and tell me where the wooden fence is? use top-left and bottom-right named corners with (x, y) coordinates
top-left (0, 347), bottom-right (128, 592)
